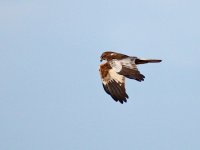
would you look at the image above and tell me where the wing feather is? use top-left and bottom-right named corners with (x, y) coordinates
top-left (99, 62), bottom-right (128, 103)
top-left (110, 58), bottom-right (145, 82)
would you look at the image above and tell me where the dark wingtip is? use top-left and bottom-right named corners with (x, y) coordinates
top-left (125, 93), bottom-right (129, 99)
top-left (119, 99), bottom-right (127, 104)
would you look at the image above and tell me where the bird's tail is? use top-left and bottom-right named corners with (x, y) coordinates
top-left (135, 58), bottom-right (162, 64)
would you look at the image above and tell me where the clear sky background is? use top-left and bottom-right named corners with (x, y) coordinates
top-left (0, 0), bottom-right (200, 150)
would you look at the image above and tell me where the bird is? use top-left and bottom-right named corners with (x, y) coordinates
top-left (99, 51), bottom-right (162, 104)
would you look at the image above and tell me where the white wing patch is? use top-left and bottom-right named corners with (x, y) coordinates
top-left (109, 57), bottom-right (137, 72)
top-left (109, 59), bottom-right (122, 72)
top-left (119, 57), bottom-right (137, 69)
top-left (109, 69), bottom-right (124, 84)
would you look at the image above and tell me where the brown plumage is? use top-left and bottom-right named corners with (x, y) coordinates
top-left (99, 51), bottom-right (162, 104)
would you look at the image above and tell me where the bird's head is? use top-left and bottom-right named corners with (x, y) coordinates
top-left (100, 51), bottom-right (115, 62)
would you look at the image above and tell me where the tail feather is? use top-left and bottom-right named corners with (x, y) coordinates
top-left (135, 58), bottom-right (162, 64)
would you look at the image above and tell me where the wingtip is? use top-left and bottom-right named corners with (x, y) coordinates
top-left (118, 99), bottom-right (127, 104)
top-left (117, 95), bottom-right (129, 104)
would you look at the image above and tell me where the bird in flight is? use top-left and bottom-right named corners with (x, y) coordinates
top-left (99, 51), bottom-right (162, 104)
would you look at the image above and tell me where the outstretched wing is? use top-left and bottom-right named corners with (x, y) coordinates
top-left (99, 62), bottom-right (129, 104)
top-left (110, 57), bottom-right (145, 82)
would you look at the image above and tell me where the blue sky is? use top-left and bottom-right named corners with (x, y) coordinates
top-left (0, 0), bottom-right (200, 150)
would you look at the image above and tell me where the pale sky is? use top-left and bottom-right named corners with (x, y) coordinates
top-left (0, 0), bottom-right (200, 150)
